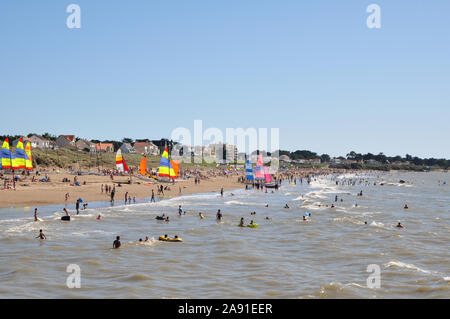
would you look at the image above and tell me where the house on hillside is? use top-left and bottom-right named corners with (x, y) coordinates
top-left (119, 143), bottom-right (136, 154)
top-left (29, 135), bottom-right (53, 149)
top-left (56, 135), bottom-right (77, 150)
top-left (75, 139), bottom-right (95, 152)
top-left (95, 143), bottom-right (114, 153)
top-left (133, 142), bottom-right (160, 155)
top-left (279, 155), bottom-right (291, 163)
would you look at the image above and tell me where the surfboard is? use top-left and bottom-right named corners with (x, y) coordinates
top-left (36, 217), bottom-right (43, 222)
top-left (61, 216), bottom-right (70, 221)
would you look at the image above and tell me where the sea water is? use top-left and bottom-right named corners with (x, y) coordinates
top-left (0, 171), bottom-right (448, 298)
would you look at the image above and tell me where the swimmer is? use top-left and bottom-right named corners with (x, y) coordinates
top-left (404, 204), bottom-right (409, 209)
top-left (144, 236), bottom-right (149, 242)
top-left (364, 221), bottom-right (368, 225)
top-left (396, 222), bottom-right (404, 228)
top-left (265, 204), bottom-right (269, 207)
top-left (216, 209), bottom-right (223, 221)
top-left (165, 217), bottom-right (170, 222)
top-left (139, 238), bottom-right (143, 242)
top-left (178, 205), bottom-right (183, 216)
top-left (249, 220), bottom-right (255, 226)
top-left (265, 217), bottom-right (271, 220)
top-left (199, 212), bottom-right (205, 219)
top-left (63, 208), bottom-right (70, 216)
top-left (284, 204), bottom-right (290, 209)
top-left (303, 216), bottom-right (307, 221)
top-left (331, 204), bottom-right (335, 208)
top-left (113, 236), bottom-right (121, 248)
top-left (36, 229), bottom-right (46, 239)
top-left (239, 217), bottom-right (245, 227)
top-left (96, 215), bottom-right (102, 220)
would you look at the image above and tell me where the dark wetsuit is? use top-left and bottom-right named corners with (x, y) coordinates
top-left (113, 240), bottom-right (121, 248)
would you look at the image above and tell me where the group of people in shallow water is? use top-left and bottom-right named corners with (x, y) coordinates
top-left (35, 175), bottom-right (409, 243)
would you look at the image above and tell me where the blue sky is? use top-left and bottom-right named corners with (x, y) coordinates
top-left (1, 1), bottom-right (449, 158)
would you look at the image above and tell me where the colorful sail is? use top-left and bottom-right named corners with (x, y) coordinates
top-left (158, 147), bottom-right (176, 178)
top-left (116, 149), bottom-right (129, 173)
top-left (245, 159), bottom-right (254, 181)
top-left (12, 138), bottom-right (27, 169)
top-left (25, 142), bottom-right (33, 171)
top-left (255, 154), bottom-right (265, 180)
top-left (1, 138), bottom-right (12, 169)
top-left (171, 159), bottom-right (180, 178)
top-left (264, 166), bottom-right (272, 182)
top-left (139, 156), bottom-right (147, 175)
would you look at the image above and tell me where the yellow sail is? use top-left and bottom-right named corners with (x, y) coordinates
top-left (25, 142), bottom-right (33, 170)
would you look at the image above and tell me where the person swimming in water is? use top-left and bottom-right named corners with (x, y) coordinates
top-left (265, 216), bottom-right (271, 220)
top-left (36, 229), bottom-right (46, 239)
top-left (113, 236), bottom-right (121, 248)
top-left (199, 212), bottom-right (205, 219)
top-left (396, 222), bottom-right (404, 228)
top-left (239, 217), bottom-right (245, 227)
top-left (178, 205), bottom-right (183, 216)
top-left (216, 209), bottom-right (223, 221)
top-left (284, 204), bottom-right (290, 209)
top-left (97, 215), bottom-right (102, 220)
top-left (248, 220), bottom-right (255, 227)
top-left (144, 236), bottom-right (149, 242)
top-left (404, 204), bottom-right (409, 209)
top-left (331, 204), bottom-right (335, 208)
top-left (265, 204), bottom-right (269, 207)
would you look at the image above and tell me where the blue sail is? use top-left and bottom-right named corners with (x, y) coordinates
top-left (245, 159), bottom-right (254, 181)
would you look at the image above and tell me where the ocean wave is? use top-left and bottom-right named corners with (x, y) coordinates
top-left (384, 260), bottom-right (431, 274)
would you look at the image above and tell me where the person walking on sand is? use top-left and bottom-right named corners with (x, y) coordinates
top-left (151, 189), bottom-right (155, 203)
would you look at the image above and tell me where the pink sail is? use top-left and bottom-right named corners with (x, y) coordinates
top-left (255, 154), bottom-right (265, 180)
top-left (264, 167), bottom-right (272, 182)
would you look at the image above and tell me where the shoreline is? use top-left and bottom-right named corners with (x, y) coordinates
top-left (0, 171), bottom-right (244, 209)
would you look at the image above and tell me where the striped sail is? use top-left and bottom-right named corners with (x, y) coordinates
top-left (12, 138), bottom-right (27, 169)
top-left (264, 166), bottom-right (272, 182)
top-left (255, 154), bottom-right (265, 180)
top-left (245, 159), bottom-right (254, 181)
top-left (116, 149), bottom-right (129, 173)
top-left (25, 142), bottom-right (33, 171)
top-left (158, 147), bottom-right (176, 179)
top-left (1, 138), bottom-right (12, 169)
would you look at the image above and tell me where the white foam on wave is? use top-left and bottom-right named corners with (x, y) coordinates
top-left (384, 260), bottom-right (431, 274)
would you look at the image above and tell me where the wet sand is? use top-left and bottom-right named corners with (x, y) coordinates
top-left (0, 172), bottom-right (243, 208)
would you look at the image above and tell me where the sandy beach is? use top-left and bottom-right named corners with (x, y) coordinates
top-left (0, 171), bottom-right (244, 208)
